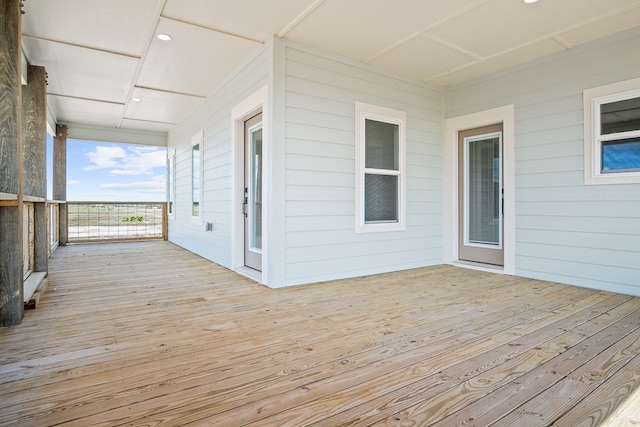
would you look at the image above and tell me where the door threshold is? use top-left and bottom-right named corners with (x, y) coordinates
top-left (453, 260), bottom-right (505, 274)
top-left (236, 266), bottom-right (262, 283)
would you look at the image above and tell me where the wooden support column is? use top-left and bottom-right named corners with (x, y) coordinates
top-left (0, 0), bottom-right (24, 326)
top-left (53, 124), bottom-right (68, 245)
top-left (23, 65), bottom-right (48, 273)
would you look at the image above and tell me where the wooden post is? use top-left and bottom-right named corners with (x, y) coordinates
top-left (23, 65), bottom-right (48, 273)
top-left (23, 65), bottom-right (46, 198)
top-left (53, 124), bottom-right (68, 245)
top-left (162, 202), bottom-right (168, 240)
top-left (0, 0), bottom-right (24, 326)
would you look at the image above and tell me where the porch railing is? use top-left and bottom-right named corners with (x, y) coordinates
top-left (48, 201), bottom-right (61, 254)
top-left (67, 202), bottom-right (168, 243)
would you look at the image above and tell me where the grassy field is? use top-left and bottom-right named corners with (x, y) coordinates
top-left (67, 203), bottom-right (165, 240)
top-left (68, 204), bottom-right (163, 226)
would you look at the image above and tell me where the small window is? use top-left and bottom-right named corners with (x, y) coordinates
top-left (191, 132), bottom-right (203, 222)
top-left (355, 102), bottom-right (406, 233)
top-left (602, 139), bottom-right (640, 173)
top-left (584, 78), bottom-right (640, 185)
top-left (167, 149), bottom-right (175, 218)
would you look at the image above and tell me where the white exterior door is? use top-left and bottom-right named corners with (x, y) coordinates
top-left (243, 113), bottom-right (263, 271)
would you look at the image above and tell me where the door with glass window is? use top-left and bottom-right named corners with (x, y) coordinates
top-left (458, 124), bottom-right (504, 266)
top-left (243, 113), bottom-right (263, 271)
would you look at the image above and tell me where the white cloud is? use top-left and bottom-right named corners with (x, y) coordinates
top-left (68, 180), bottom-right (80, 185)
top-left (85, 145), bottom-right (165, 175)
top-left (85, 146), bottom-right (126, 170)
top-left (100, 176), bottom-right (166, 193)
top-left (109, 169), bottom-right (147, 176)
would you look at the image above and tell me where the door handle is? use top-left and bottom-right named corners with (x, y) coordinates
top-left (242, 187), bottom-right (248, 217)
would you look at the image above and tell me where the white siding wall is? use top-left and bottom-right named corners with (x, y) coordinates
top-left (282, 42), bottom-right (444, 286)
top-left (167, 45), bottom-right (270, 267)
top-left (448, 28), bottom-right (640, 296)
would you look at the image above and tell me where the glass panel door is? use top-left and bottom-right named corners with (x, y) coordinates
top-left (465, 133), bottom-right (501, 248)
top-left (458, 124), bottom-right (504, 266)
top-left (244, 113), bottom-right (263, 271)
top-left (248, 123), bottom-right (262, 252)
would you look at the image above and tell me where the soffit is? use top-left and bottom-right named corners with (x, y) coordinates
top-left (20, 0), bottom-right (640, 137)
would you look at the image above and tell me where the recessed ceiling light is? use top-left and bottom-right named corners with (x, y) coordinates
top-left (131, 98), bottom-right (141, 103)
top-left (523, 0), bottom-right (539, 3)
top-left (156, 33), bottom-right (172, 41)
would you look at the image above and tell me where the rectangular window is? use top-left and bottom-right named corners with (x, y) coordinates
top-left (167, 150), bottom-right (175, 217)
top-left (602, 139), bottom-right (640, 173)
top-left (191, 132), bottom-right (203, 221)
top-left (355, 102), bottom-right (406, 233)
top-left (584, 78), bottom-right (640, 185)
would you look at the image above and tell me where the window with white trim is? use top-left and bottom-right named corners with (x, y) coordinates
top-left (167, 149), bottom-right (175, 218)
top-left (584, 78), bottom-right (640, 185)
top-left (355, 102), bottom-right (406, 233)
top-left (191, 131), bottom-right (204, 221)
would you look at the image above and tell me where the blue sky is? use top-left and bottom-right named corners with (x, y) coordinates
top-left (47, 134), bottom-right (167, 202)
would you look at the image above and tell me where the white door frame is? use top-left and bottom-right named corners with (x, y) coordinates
top-left (444, 105), bottom-right (515, 275)
top-left (231, 85), bottom-right (269, 283)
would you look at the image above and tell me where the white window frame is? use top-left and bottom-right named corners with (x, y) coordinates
top-left (167, 148), bottom-right (176, 220)
top-left (354, 101), bottom-right (406, 233)
top-left (584, 77), bottom-right (640, 185)
top-left (191, 131), bottom-right (204, 224)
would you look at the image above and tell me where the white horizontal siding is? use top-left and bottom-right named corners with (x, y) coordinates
top-left (448, 27), bottom-right (640, 295)
top-left (283, 41), bottom-right (444, 286)
top-left (167, 45), bottom-right (270, 268)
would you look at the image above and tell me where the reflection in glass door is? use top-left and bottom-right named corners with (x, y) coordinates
top-left (244, 113), bottom-right (262, 271)
top-left (458, 124), bottom-right (504, 266)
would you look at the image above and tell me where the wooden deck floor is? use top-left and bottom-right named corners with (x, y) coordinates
top-left (2, 241), bottom-right (640, 426)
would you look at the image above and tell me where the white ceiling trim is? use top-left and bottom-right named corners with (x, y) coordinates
top-left (61, 121), bottom-right (168, 147)
top-left (123, 117), bottom-right (177, 126)
top-left (423, 33), bottom-right (567, 83)
top-left (361, 0), bottom-right (491, 64)
top-left (160, 15), bottom-right (265, 44)
top-left (21, 0), bottom-right (640, 135)
top-left (133, 85), bottom-right (207, 99)
top-left (48, 93), bottom-right (125, 106)
top-left (551, 35), bottom-right (574, 49)
top-left (277, 0), bottom-right (326, 38)
top-left (119, 0), bottom-right (167, 129)
top-left (424, 3), bottom-right (640, 84)
top-left (22, 34), bottom-right (141, 59)
top-left (421, 33), bottom-right (484, 61)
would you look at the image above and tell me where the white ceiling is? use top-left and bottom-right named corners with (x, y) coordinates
top-left (21, 0), bottom-right (640, 135)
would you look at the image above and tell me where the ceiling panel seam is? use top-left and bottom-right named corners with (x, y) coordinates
top-left (361, 0), bottom-right (491, 64)
top-left (122, 117), bottom-right (177, 126)
top-left (554, 2), bottom-right (640, 39)
top-left (119, 0), bottom-right (166, 129)
top-left (421, 33), bottom-right (484, 60)
top-left (422, 31), bottom-right (570, 83)
top-left (159, 15), bottom-right (265, 44)
top-left (48, 93), bottom-right (126, 106)
top-left (133, 86), bottom-right (206, 99)
top-left (21, 34), bottom-right (141, 59)
top-left (421, 3), bottom-right (640, 84)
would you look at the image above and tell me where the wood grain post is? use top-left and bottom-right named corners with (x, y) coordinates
top-left (23, 65), bottom-right (48, 273)
top-left (53, 124), bottom-right (68, 245)
top-left (23, 65), bottom-right (46, 198)
top-left (0, 0), bottom-right (24, 326)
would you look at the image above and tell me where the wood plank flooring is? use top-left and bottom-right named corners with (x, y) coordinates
top-left (1, 241), bottom-right (640, 426)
